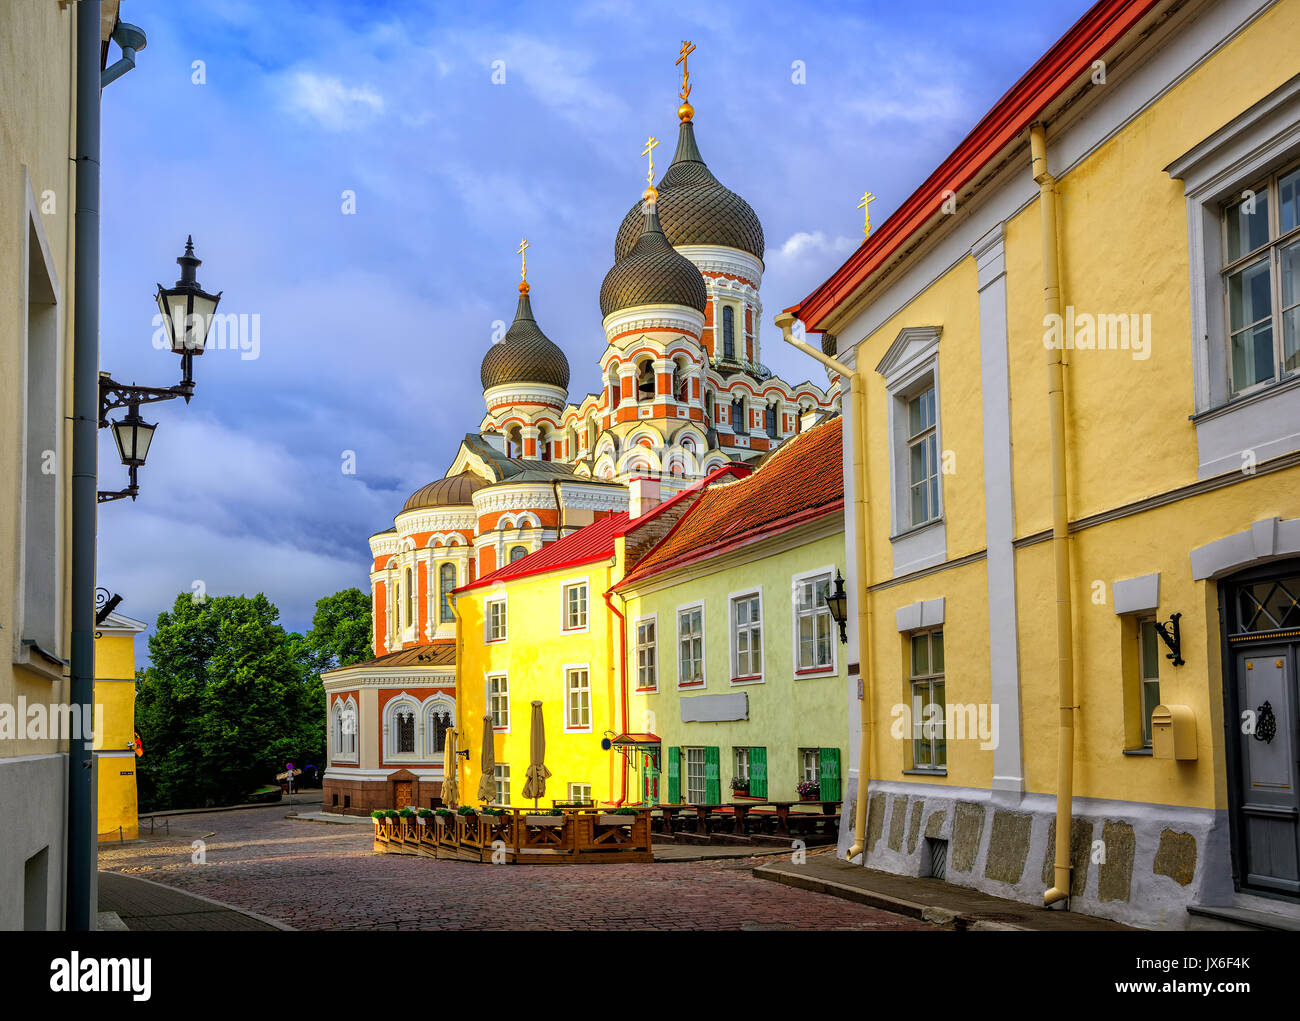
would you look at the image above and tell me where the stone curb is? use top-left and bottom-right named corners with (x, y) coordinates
top-left (752, 863), bottom-right (1030, 930)
top-left (112, 872), bottom-right (298, 932)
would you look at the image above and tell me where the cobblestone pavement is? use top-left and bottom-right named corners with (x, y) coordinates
top-left (97, 805), bottom-right (930, 931)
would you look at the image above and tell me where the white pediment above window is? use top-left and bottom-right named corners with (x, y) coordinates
top-left (875, 326), bottom-right (942, 389)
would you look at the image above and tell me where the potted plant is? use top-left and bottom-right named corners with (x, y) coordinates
top-left (525, 808), bottom-right (565, 826)
top-left (416, 808), bottom-right (433, 827)
top-left (456, 804), bottom-right (479, 816)
top-left (370, 809), bottom-right (386, 826)
top-left (730, 776), bottom-right (750, 798)
top-left (796, 780), bottom-right (820, 802)
top-left (597, 806), bottom-right (639, 826)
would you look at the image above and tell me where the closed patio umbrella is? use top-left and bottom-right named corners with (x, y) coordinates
top-left (478, 715), bottom-right (497, 805)
top-left (442, 726), bottom-right (459, 810)
top-left (521, 700), bottom-right (551, 808)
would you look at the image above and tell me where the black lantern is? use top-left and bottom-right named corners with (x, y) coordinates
top-left (824, 570), bottom-right (849, 644)
top-left (155, 236), bottom-right (221, 385)
top-left (110, 403), bottom-right (156, 467)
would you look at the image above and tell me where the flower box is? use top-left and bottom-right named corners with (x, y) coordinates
top-left (525, 815), bottom-right (566, 826)
top-left (597, 814), bottom-right (636, 827)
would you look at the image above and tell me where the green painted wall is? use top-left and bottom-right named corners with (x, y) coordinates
top-left (624, 523), bottom-right (848, 803)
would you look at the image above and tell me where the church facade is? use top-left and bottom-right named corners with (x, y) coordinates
top-left (321, 80), bottom-right (841, 813)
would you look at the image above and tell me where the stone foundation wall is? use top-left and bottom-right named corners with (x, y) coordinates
top-left (322, 776), bottom-right (444, 815)
top-left (837, 777), bottom-right (1234, 929)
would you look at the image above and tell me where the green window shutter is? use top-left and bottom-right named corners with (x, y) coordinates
top-left (666, 747), bottom-right (680, 804)
top-left (750, 747), bottom-right (767, 799)
top-left (704, 746), bottom-right (721, 803)
top-left (818, 747), bottom-right (841, 802)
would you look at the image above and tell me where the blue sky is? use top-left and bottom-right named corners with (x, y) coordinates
top-left (97, 0), bottom-right (1088, 645)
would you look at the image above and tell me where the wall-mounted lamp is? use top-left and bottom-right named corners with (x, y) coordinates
top-left (823, 570), bottom-right (849, 645)
top-left (1152, 612), bottom-right (1184, 666)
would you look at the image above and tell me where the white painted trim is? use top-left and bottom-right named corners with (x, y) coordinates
top-left (791, 564), bottom-right (839, 678)
top-left (727, 586), bottom-right (765, 685)
top-left (484, 594), bottom-right (508, 644)
top-left (675, 600), bottom-right (707, 689)
top-left (486, 670), bottom-right (511, 733)
top-left (562, 662), bottom-right (593, 733)
top-left (633, 612), bottom-right (659, 692)
top-left (1190, 516), bottom-right (1300, 580)
top-left (560, 577), bottom-right (591, 634)
top-left (1114, 573), bottom-right (1162, 614)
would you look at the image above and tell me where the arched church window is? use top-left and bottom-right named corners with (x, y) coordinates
top-left (404, 567), bottom-right (415, 628)
top-left (539, 428), bottom-right (552, 461)
top-left (507, 426), bottom-right (523, 458)
top-left (722, 306), bottom-right (735, 360)
top-left (765, 403), bottom-right (778, 438)
top-left (637, 360), bottom-right (655, 402)
top-left (510, 545), bottom-right (528, 563)
top-left (440, 563), bottom-right (456, 622)
top-left (429, 709), bottom-right (452, 754)
top-left (674, 360), bottom-right (690, 403)
top-left (731, 396), bottom-right (747, 434)
top-left (704, 391), bottom-right (714, 424)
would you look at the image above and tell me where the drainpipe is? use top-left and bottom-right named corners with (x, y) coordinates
top-left (775, 314), bottom-right (873, 860)
top-left (603, 588), bottom-right (629, 806)
top-left (1031, 123), bottom-right (1077, 908)
top-left (68, 0), bottom-right (102, 933)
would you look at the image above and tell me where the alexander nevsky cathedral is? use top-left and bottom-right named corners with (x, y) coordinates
top-left (364, 63), bottom-right (841, 660)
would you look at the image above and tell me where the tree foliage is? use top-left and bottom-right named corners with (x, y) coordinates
top-left (301, 587), bottom-right (373, 674)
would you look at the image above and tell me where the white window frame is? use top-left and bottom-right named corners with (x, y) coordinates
top-left (908, 629), bottom-right (946, 772)
top-left (1168, 79), bottom-right (1300, 478)
top-left (876, 325), bottom-right (946, 577)
top-left (422, 697), bottom-right (454, 759)
top-left (563, 663), bottom-right (592, 733)
top-left (494, 764), bottom-right (510, 807)
top-left (800, 747), bottom-right (821, 784)
top-left (485, 595), bottom-right (508, 643)
top-left (635, 614), bottom-right (658, 691)
top-left (728, 588), bottom-right (764, 684)
top-left (676, 601), bottom-right (706, 688)
top-left (562, 579), bottom-right (589, 633)
top-left (488, 673), bottom-right (510, 732)
top-left (792, 566), bottom-right (838, 677)
top-left (684, 746), bottom-right (707, 804)
top-left (567, 782), bottom-right (592, 805)
top-left (332, 696), bottom-right (358, 763)
top-left (734, 746), bottom-right (751, 782)
top-left (385, 694), bottom-right (421, 760)
top-left (1137, 617), bottom-right (1162, 749)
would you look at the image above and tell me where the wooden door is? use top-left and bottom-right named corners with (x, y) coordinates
top-left (394, 781), bottom-right (413, 810)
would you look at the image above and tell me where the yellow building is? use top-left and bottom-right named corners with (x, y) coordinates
top-left (783, 0), bottom-right (1300, 928)
top-left (94, 612), bottom-right (145, 842)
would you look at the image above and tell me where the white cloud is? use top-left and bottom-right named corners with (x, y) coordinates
top-left (283, 71), bottom-right (385, 131)
top-left (766, 230), bottom-right (857, 267)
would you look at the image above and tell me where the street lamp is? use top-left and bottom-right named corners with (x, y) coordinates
top-left (98, 237), bottom-right (219, 502)
top-left (823, 570), bottom-right (849, 644)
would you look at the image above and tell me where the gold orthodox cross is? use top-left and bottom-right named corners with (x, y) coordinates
top-left (677, 40), bottom-right (695, 101)
top-left (858, 191), bottom-right (876, 239)
top-left (642, 135), bottom-right (659, 189)
top-left (517, 237), bottom-right (529, 282)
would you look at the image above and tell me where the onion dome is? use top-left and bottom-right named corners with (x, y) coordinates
top-left (613, 120), bottom-right (764, 262)
top-left (402, 470), bottom-right (488, 512)
top-left (600, 199), bottom-right (708, 318)
top-left (480, 285), bottom-right (571, 391)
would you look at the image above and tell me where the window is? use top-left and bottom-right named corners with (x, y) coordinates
top-left (386, 698), bottom-right (419, 758)
top-left (486, 597), bottom-right (507, 642)
top-left (489, 674), bottom-right (509, 730)
top-left (509, 545), bottom-right (528, 563)
top-left (494, 764), bottom-right (510, 806)
top-left (731, 592), bottom-right (762, 680)
top-left (1222, 163), bottom-right (1300, 395)
top-left (907, 386), bottom-right (940, 526)
top-left (565, 667), bottom-right (591, 731)
top-left (795, 571), bottom-right (834, 672)
top-left (678, 605), bottom-right (704, 686)
top-left (333, 698), bottom-right (357, 760)
top-left (425, 705), bottom-right (452, 756)
top-left (734, 746), bottom-right (750, 781)
top-left (439, 562), bottom-right (456, 622)
top-left (564, 582), bottom-right (588, 630)
top-left (685, 747), bottom-right (707, 804)
top-left (568, 782), bottom-right (592, 805)
top-left (730, 396), bottom-right (747, 434)
top-left (765, 403), bottom-right (777, 438)
top-left (1138, 618), bottom-right (1162, 747)
top-left (800, 748), bottom-right (821, 784)
top-left (909, 630), bottom-right (946, 769)
top-left (722, 305), bottom-right (735, 359)
top-left (396, 709), bottom-right (416, 753)
top-left (674, 361), bottom-right (689, 403)
top-left (736, 747), bottom-right (767, 798)
top-left (636, 617), bottom-right (657, 690)
top-left (637, 360), bottom-right (655, 401)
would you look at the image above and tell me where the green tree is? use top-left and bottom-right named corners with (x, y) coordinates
top-left (302, 587), bottom-right (373, 673)
top-left (135, 592), bottom-right (326, 811)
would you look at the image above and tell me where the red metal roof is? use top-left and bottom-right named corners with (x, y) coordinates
top-left (618, 417), bottom-right (844, 587)
top-left (459, 512), bottom-right (629, 592)
top-left (786, 0), bottom-right (1160, 332)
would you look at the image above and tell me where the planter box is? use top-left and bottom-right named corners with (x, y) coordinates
top-left (525, 816), bottom-right (566, 826)
top-left (597, 814), bottom-right (636, 826)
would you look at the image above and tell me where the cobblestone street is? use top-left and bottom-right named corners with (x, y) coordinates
top-left (97, 806), bottom-right (929, 931)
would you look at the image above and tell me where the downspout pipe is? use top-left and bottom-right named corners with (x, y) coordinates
top-left (68, 0), bottom-right (102, 932)
top-left (101, 22), bottom-right (146, 89)
top-left (775, 314), bottom-right (873, 860)
top-left (1032, 123), bottom-right (1077, 908)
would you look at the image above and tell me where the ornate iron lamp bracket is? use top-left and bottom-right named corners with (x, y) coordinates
top-left (1152, 611), bottom-right (1184, 666)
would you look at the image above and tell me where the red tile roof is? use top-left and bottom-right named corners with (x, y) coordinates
top-left (458, 512), bottom-right (629, 592)
top-left (618, 417), bottom-right (844, 586)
